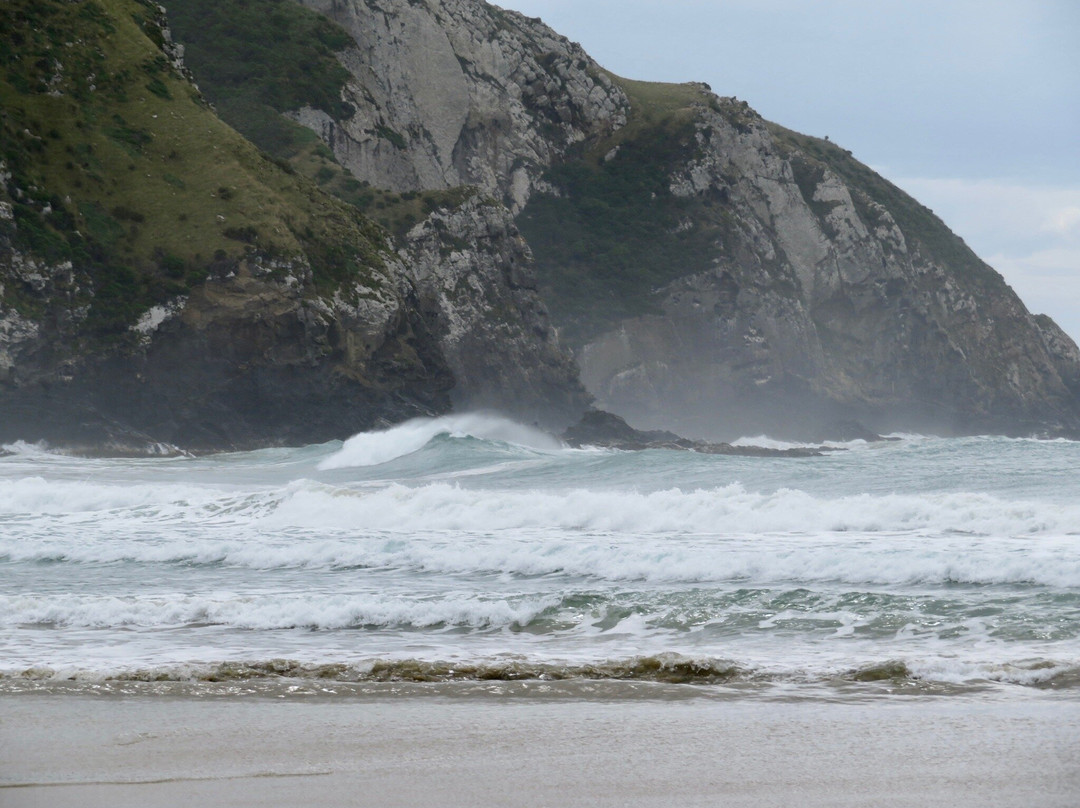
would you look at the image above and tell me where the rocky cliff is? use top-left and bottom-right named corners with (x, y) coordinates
top-left (268, 0), bottom-right (1080, 439)
top-left (529, 101), bottom-right (1080, 438)
top-left (290, 0), bottom-right (629, 213)
top-left (0, 0), bottom-right (584, 451)
top-left (402, 194), bottom-right (585, 420)
top-left (4, 0), bottom-right (1078, 450)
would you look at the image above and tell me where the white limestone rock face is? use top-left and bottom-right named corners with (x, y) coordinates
top-left (132, 296), bottom-right (188, 346)
top-left (294, 0), bottom-right (629, 211)
top-left (0, 237), bottom-right (85, 387)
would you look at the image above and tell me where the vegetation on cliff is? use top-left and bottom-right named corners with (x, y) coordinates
top-left (166, 0), bottom-right (475, 238)
top-left (1, 0), bottom-right (390, 340)
top-left (521, 68), bottom-right (1016, 348)
top-left (1, 0), bottom-right (587, 448)
top-left (518, 78), bottom-right (727, 344)
top-left (4, 0), bottom-right (1077, 444)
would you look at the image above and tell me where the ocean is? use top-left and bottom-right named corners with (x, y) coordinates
top-left (2, 413), bottom-right (1079, 698)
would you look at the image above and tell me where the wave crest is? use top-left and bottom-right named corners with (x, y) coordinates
top-left (318, 413), bottom-right (562, 469)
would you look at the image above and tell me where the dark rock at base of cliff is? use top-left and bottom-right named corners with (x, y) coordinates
top-left (0, 265), bottom-right (457, 453)
top-left (0, 363), bottom-right (450, 455)
top-left (562, 409), bottom-right (683, 448)
top-left (561, 409), bottom-right (822, 457)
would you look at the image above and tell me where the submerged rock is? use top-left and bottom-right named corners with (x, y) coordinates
top-left (561, 410), bottom-right (822, 457)
top-left (812, 420), bottom-right (898, 443)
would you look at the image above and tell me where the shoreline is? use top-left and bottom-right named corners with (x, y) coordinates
top-left (3, 674), bottom-right (1078, 701)
top-left (3, 687), bottom-right (1079, 807)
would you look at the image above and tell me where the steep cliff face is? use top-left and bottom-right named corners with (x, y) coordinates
top-left (257, 0), bottom-right (1080, 438)
top-left (6, 0), bottom-right (1078, 447)
top-left (0, 0), bottom-right (584, 450)
top-left (0, 244), bottom-right (455, 450)
top-left (291, 0), bottom-right (629, 212)
top-left (400, 194), bottom-right (587, 422)
top-left (542, 98), bottom-right (1080, 438)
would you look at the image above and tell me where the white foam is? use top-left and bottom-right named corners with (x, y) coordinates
top-left (0, 440), bottom-right (53, 456)
top-left (730, 435), bottom-right (866, 450)
top-left (4, 522), bottom-right (1079, 591)
top-left (318, 413), bottom-right (562, 469)
top-left (5, 434), bottom-right (1080, 687)
top-left (729, 433), bottom-right (939, 450)
top-left (265, 481), bottom-right (1079, 541)
top-left (905, 657), bottom-right (1080, 686)
top-left (0, 592), bottom-right (556, 631)
top-left (0, 476), bottom-right (224, 515)
top-left (4, 477), bottom-right (1080, 586)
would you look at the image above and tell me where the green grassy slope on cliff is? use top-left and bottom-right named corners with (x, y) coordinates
top-left (165, 0), bottom-right (472, 238)
top-left (165, 0), bottom-right (352, 159)
top-left (518, 77), bottom-right (728, 344)
top-left (1, 0), bottom-right (390, 337)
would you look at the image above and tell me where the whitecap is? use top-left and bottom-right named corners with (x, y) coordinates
top-left (318, 412), bottom-right (562, 469)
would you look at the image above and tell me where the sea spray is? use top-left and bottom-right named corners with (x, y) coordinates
top-left (318, 412), bottom-right (562, 469)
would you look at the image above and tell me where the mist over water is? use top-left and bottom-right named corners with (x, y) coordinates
top-left (3, 414), bottom-right (1080, 693)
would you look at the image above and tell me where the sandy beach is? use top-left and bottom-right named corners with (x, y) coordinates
top-left (3, 686), bottom-right (1079, 807)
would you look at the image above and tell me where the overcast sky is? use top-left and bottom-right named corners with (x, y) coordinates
top-left (503, 0), bottom-right (1080, 341)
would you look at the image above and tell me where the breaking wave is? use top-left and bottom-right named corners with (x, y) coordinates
top-left (318, 413), bottom-right (563, 469)
top-left (5, 426), bottom-right (1080, 698)
top-left (4, 528), bottom-right (1079, 588)
top-left (4, 477), bottom-right (1080, 587)
top-left (4, 475), bottom-right (1080, 536)
top-left (262, 482), bottom-right (1079, 537)
top-left (0, 592), bottom-right (556, 631)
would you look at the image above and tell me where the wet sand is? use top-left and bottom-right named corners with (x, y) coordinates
top-left (3, 689), bottom-right (1079, 807)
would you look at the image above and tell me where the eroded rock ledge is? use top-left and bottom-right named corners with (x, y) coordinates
top-left (561, 410), bottom-right (824, 457)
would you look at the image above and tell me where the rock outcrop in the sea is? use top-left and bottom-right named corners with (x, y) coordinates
top-left (561, 409), bottom-right (821, 457)
top-left (811, 420), bottom-right (894, 444)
